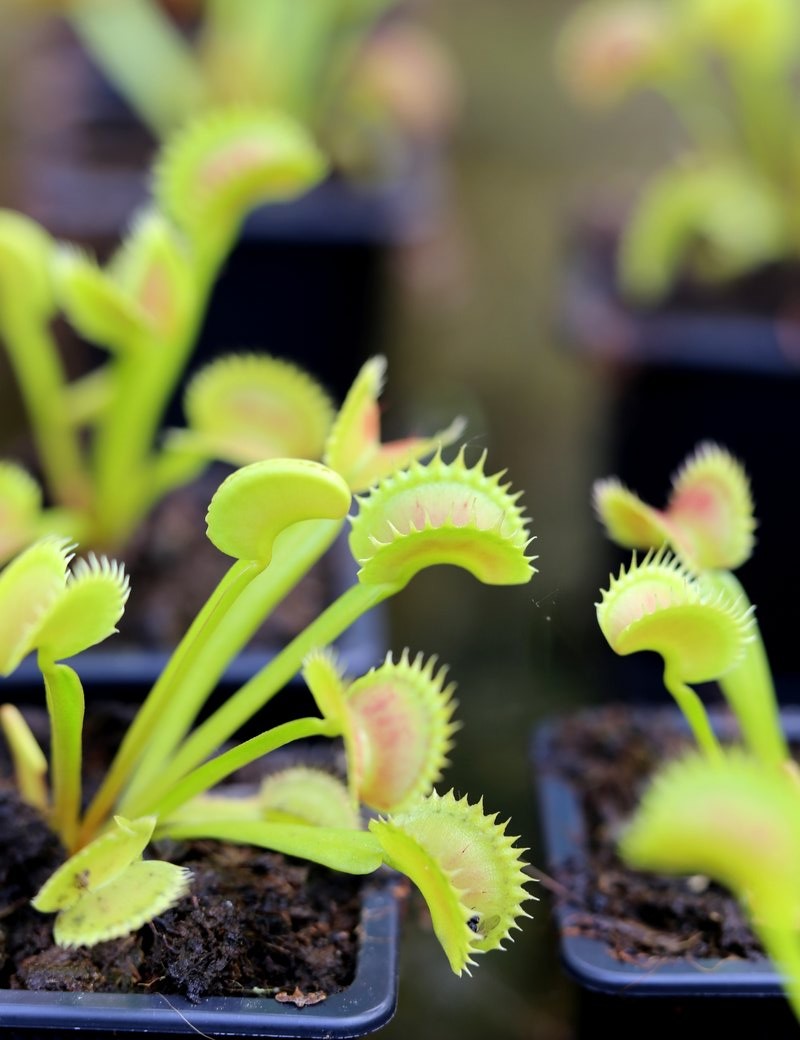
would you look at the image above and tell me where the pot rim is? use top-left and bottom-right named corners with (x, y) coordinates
top-left (531, 706), bottom-right (800, 998)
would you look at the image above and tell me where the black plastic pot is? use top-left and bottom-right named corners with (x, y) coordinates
top-left (560, 217), bottom-right (800, 695)
top-left (531, 706), bottom-right (800, 1039)
top-left (0, 874), bottom-right (403, 1039)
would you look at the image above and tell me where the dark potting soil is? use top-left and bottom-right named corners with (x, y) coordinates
top-left (0, 711), bottom-right (362, 1002)
top-left (538, 706), bottom-right (764, 964)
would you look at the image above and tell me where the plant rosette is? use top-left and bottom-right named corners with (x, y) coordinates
top-left (0, 446), bottom-right (534, 1033)
top-left (536, 441), bottom-right (800, 1035)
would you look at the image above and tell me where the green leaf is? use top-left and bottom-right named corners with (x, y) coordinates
top-left (42, 662), bottom-right (85, 850)
top-left (305, 647), bottom-right (460, 813)
top-left (54, 859), bottom-right (192, 948)
top-left (348, 448), bottom-right (536, 588)
top-left (0, 538), bottom-right (72, 676)
top-left (666, 442), bottom-right (756, 571)
top-left (0, 209), bottom-right (55, 316)
top-left (34, 555), bottom-right (130, 663)
top-left (619, 158), bottom-right (787, 302)
top-left (160, 820), bottom-right (383, 874)
top-left (56, 211), bottom-right (195, 351)
top-left (324, 355), bottom-right (467, 493)
top-left (107, 208), bottom-right (196, 342)
top-left (154, 107), bottom-right (328, 249)
top-left (0, 463), bottom-right (44, 565)
top-left (370, 790), bottom-right (532, 975)
top-left (205, 458), bottom-right (351, 563)
top-left (259, 767), bottom-right (361, 829)
top-left (0, 703), bottom-right (48, 811)
top-left (596, 549), bottom-right (754, 683)
top-left (55, 246), bottom-right (151, 352)
top-left (680, 0), bottom-right (800, 70)
top-left (176, 352), bottom-right (335, 464)
top-left (344, 649), bottom-right (459, 813)
top-left (556, 0), bottom-right (677, 109)
top-left (621, 750), bottom-right (800, 926)
top-left (594, 442), bottom-right (756, 572)
top-left (33, 815), bottom-right (158, 913)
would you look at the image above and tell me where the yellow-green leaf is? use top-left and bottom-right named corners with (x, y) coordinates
top-left (370, 790), bottom-right (532, 975)
top-left (0, 538), bottom-right (72, 676)
top-left (34, 554), bottom-right (130, 663)
top-left (178, 352), bottom-right (335, 464)
top-left (324, 355), bottom-right (466, 493)
top-left (155, 107), bottom-right (327, 246)
top-left (0, 463), bottom-right (43, 565)
top-left (596, 549), bottom-right (754, 682)
top-left (55, 246), bottom-right (150, 351)
top-left (349, 449), bottom-right (535, 588)
top-left (621, 751), bottom-right (800, 926)
top-left (259, 767), bottom-right (361, 829)
top-left (206, 458), bottom-right (351, 563)
top-left (33, 815), bottom-right (157, 913)
top-left (0, 209), bottom-right (55, 316)
top-left (110, 208), bottom-right (196, 341)
top-left (345, 649), bottom-right (459, 813)
top-left (54, 859), bottom-right (192, 948)
top-left (666, 442), bottom-right (756, 571)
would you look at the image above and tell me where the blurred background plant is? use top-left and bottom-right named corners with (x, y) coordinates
top-left (2, 0), bottom-right (459, 183)
top-left (557, 0), bottom-right (800, 302)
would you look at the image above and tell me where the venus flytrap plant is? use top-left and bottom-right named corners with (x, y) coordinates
top-left (167, 352), bottom-right (339, 467)
top-left (11, 1), bottom-right (430, 180)
top-left (0, 538), bottom-right (130, 849)
top-left (557, 0), bottom-right (800, 302)
top-left (595, 441), bottom-right (788, 766)
top-left (596, 548), bottom-right (754, 759)
top-left (322, 354), bottom-right (467, 493)
top-left (0, 107), bottom-right (328, 555)
top-left (589, 440), bottom-right (800, 1021)
top-left (369, 789), bottom-right (532, 975)
top-left (300, 646), bottom-right (459, 812)
top-left (18, 1), bottom-right (395, 141)
top-left (76, 358), bottom-right (464, 841)
top-left (111, 446), bottom-right (534, 824)
top-left (0, 446), bottom-right (533, 972)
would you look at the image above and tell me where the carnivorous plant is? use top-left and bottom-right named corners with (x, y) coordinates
top-left (6, 0), bottom-right (453, 177)
top-left (0, 109), bottom-right (461, 563)
top-left (594, 441), bottom-right (800, 1020)
top-left (0, 443), bottom-right (533, 975)
top-left (0, 107), bottom-right (326, 555)
top-left (556, 0), bottom-right (800, 302)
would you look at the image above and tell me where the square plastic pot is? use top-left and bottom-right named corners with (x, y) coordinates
top-left (531, 706), bottom-right (800, 1039)
top-left (0, 874), bottom-right (404, 1039)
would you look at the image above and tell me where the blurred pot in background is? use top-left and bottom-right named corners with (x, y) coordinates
top-left (554, 0), bottom-right (800, 688)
